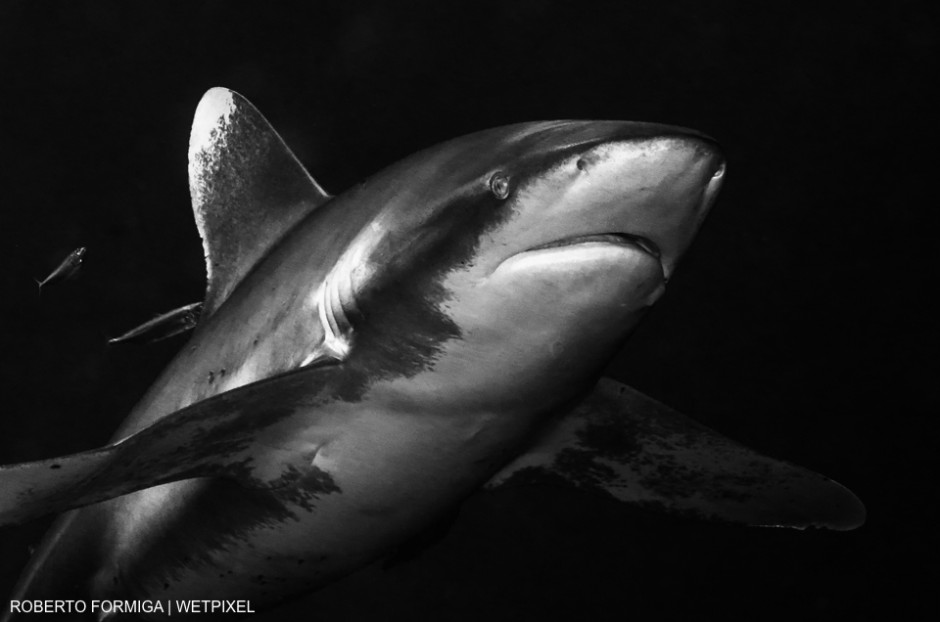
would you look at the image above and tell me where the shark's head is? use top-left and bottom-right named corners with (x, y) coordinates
top-left (329, 121), bottom-right (724, 407)
top-left (471, 122), bottom-right (724, 282)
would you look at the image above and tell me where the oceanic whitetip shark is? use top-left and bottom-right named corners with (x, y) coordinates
top-left (0, 88), bottom-right (865, 619)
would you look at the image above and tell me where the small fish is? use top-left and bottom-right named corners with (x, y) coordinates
top-left (35, 246), bottom-right (86, 294)
top-left (108, 302), bottom-right (203, 345)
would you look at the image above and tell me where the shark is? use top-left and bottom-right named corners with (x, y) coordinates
top-left (0, 88), bottom-right (865, 619)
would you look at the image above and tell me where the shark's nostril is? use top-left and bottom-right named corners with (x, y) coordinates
top-left (711, 160), bottom-right (726, 179)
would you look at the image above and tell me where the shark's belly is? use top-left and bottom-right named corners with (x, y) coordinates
top-left (93, 405), bottom-right (518, 614)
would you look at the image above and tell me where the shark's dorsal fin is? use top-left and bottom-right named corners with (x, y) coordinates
top-left (487, 378), bottom-right (866, 530)
top-left (0, 362), bottom-right (344, 527)
top-left (189, 87), bottom-right (332, 317)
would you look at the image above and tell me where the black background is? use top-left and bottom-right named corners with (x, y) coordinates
top-left (0, 1), bottom-right (935, 620)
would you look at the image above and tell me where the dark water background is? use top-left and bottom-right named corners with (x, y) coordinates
top-left (0, 1), bottom-right (935, 619)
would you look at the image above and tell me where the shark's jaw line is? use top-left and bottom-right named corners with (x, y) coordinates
top-left (489, 233), bottom-right (666, 287)
top-left (522, 232), bottom-right (662, 259)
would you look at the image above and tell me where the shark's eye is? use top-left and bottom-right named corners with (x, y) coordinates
top-left (489, 172), bottom-right (511, 199)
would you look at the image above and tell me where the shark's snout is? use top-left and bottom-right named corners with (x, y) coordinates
top-left (658, 146), bottom-right (724, 279)
top-left (693, 134), bottom-right (726, 199)
top-left (702, 152), bottom-right (726, 213)
top-left (569, 133), bottom-right (725, 281)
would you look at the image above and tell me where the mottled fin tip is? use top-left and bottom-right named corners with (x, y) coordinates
top-left (487, 378), bottom-right (866, 531)
top-left (0, 363), bottom-right (343, 527)
top-left (189, 88), bottom-right (331, 318)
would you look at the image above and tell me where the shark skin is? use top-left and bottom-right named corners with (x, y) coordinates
top-left (0, 89), bottom-right (864, 619)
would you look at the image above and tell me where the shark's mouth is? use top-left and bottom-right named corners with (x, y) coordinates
top-left (492, 232), bottom-right (666, 279)
top-left (526, 232), bottom-right (662, 259)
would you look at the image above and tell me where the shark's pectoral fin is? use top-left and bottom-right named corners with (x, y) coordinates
top-left (486, 378), bottom-right (865, 530)
top-left (0, 363), bottom-right (343, 527)
top-left (189, 87), bottom-right (332, 317)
